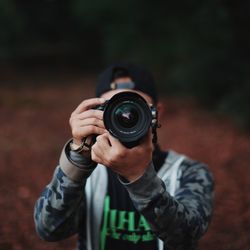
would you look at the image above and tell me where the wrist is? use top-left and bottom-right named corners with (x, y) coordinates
top-left (69, 138), bottom-right (94, 167)
top-left (60, 139), bottom-right (97, 182)
top-left (119, 161), bottom-right (154, 184)
top-left (70, 136), bottom-right (93, 154)
top-left (122, 162), bottom-right (151, 182)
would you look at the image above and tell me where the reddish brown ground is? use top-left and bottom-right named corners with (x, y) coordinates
top-left (0, 74), bottom-right (249, 250)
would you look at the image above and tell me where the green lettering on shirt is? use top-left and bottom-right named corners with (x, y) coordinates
top-left (100, 196), bottom-right (110, 250)
top-left (100, 195), bottom-right (156, 250)
top-left (137, 215), bottom-right (151, 231)
top-left (117, 211), bottom-right (135, 231)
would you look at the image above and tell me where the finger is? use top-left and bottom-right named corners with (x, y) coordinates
top-left (75, 110), bottom-right (104, 121)
top-left (91, 142), bottom-right (103, 158)
top-left (76, 118), bottom-right (105, 129)
top-left (91, 134), bottom-right (112, 164)
top-left (107, 133), bottom-right (125, 150)
top-left (96, 133), bottom-right (111, 149)
top-left (91, 150), bottom-right (102, 164)
top-left (73, 98), bottom-right (106, 115)
top-left (91, 137), bottom-right (111, 164)
top-left (72, 125), bottom-right (106, 139)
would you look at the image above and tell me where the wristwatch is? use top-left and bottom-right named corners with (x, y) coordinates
top-left (70, 137), bottom-right (92, 153)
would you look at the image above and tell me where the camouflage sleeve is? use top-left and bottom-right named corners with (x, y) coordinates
top-left (34, 166), bottom-right (86, 241)
top-left (123, 159), bottom-right (214, 250)
top-left (34, 141), bottom-right (96, 242)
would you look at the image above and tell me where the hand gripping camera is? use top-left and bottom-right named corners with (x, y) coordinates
top-left (96, 91), bottom-right (159, 148)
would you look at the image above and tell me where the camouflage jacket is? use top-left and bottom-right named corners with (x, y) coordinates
top-left (34, 141), bottom-right (214, 250)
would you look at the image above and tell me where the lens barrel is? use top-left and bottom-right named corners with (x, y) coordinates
top-left (103, 92), bottom-right (152, 148)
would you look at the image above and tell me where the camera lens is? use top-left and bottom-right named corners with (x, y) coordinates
top-left (103, 91), bottom-right (153, 147)
top-left (114, 103), bottom-right (139, 128)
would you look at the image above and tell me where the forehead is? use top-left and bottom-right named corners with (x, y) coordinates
top-left (100, 89), bottom-right (153, 104)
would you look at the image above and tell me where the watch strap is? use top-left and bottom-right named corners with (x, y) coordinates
top-left (70, 137), bottom-right (93, 153)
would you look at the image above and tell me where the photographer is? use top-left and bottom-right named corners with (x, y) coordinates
top-left (34, 63), bottom-right (214, 250)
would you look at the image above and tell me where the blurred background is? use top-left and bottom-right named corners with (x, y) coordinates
top-left (0, 0), bottom-right (250, 249)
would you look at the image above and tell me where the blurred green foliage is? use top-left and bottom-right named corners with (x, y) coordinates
top-left (0, 0), bottom-right (249, 127)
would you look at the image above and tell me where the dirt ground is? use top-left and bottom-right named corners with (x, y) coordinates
top-left (0, 74), bottom-right (249, 250)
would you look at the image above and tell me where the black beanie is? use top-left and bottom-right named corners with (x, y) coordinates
top-left (95, 63), bottom-right (158, 103)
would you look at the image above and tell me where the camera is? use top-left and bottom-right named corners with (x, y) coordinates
top-left (96, 91), bottom-right (158, 148)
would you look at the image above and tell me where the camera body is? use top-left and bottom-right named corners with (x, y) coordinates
top-left (96, 91), bottom-right (158, 148)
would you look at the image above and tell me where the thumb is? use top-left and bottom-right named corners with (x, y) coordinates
top-left (107, 133), bottom-right (124, 149)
